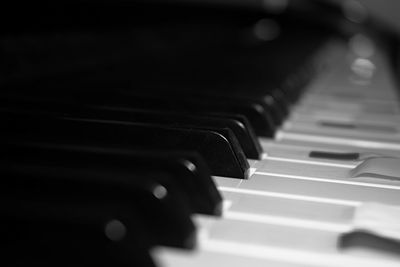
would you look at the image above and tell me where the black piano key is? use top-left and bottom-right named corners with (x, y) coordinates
top-left (82, 107), bottom-right (264, 160)
top-left (339, 231), bottom-right (400, 256)
top-left (3, 90), bottom-right (276, 138)
top-left (270, 88), bottom-right (290, 118)
top-left (3, 213), bottom-right (157, 267)
top-left (0, 161), bottom-right (196, 249)
top-left (234, 88), bottom-right (291, 120)
top-left (0, 97), bottom-right (263, 160)
top-left (256, 93), bottom-right (285, 126)
top-left (1, 144), bottom-right (223, 216)
top-left (88, 93), bottom-right (276, 138)
top-left (134, 88), bottom-right (284, 129)
top-left (1, 111), bottom-right (250, 179)
top-left (204, 112), bottom-right (263, 156)
top-left (190, 87), bottom-right (290, 126)
top-left (309, 151), bottom-right (360, 161)
top-left (181, 91), bottom-right (285, 129)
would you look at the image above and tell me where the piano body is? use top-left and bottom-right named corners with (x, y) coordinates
top-left (2, 1), bottom-right (400, 266)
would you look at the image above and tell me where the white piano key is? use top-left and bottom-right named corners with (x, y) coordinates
top-left (197, 238), bottom-right (400, 267)
top-left (288, 112), bottom-right (400, 130)
top-left (154, 247), bottom-right (314, 267)
top-left (155, 229), bottom-right (400, 267)
top-left (276, 131), bottom-right (400, 151)
top-left (212, 176), bottom-right (243, 188)
top-left (352, 202), bottom-right (400, 242)
top-left (299, 94), bottom-right (399, 107)
top-left (254, 159), bottom-right (400, 187)
top-left (282, 121), bottom-right (400, 143)
top-left (262, 142), bottom-right (362, 167)
top-left (237, 174), bottom-right (400, 205)
top-left (267, 137), bottom-right (400, 158)
top-left (200, 216), bottom-right (398, 262)
top-left (350, 158), bottom-right (400, 181)
top-left (294, 101), bottom-right (400, 116)
top-left (218, 189), bottom-right (355, 224)
top-left (289, 109), bottom-right (400, 126)
top-left (156, 239), bottom-right (400, 267)
top-left (205, 218), bottom-right (340, 252)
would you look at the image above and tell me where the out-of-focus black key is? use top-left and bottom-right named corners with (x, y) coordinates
top-left (10, 89), bottom-right (272, 137)
top-left (178, 89), bottom-right (286, 127)
top-left (255, 93), bottom-right (284, 126)
top-left (135, 89), bottom-right (284, 129)
top-left (1, 112), bottom-right (250, 179)
top-left (90, 93), bottom-right (276, 138)
top-left (1, 144), bottom-right (222, 216)
top-left (0, 95), bottom-right (264, 159)
top-left (0, 159), bottom-right (196, 249)
top-left (339, 231), bottom-right (400, 256)
top-left (269, 88), bottom-right (290, 117)
top-left (3, 212), bottom-right (156, 267)
top-left (228, 89), bottom-right (290, 122)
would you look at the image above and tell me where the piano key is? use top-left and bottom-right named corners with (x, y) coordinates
top-left (349, 202), bottom-right (400, 243)
top-left (7, 89), bottom-right (277, 138)
top-left (158, 212), bottom-right (400, 267)
top-left (156, 244), bottom-right (400, 267)
top-left (202, 112), bottom-right (264, 154)
top-left (213, 88), bottom-right (291, 125)
top-left (183, 206), bottom-right (398, 264)
top-left (266, 137), bottom-right (400, 158)
top-left (0, 154), bottom-right (196, 249)
top-left (295, 98), bottom-right (400, 115)
top-left (350, 158), bottom-right (400, 181)
top-left (213, 176), bottom-right (243, 188)
top-left (81, 108), bottom-right (263, 160)
top-left (203, 219), bottom-right (341, 253)
top-left (154, 247), bottom-right (315, 267)
top-left (1, 144), bottom-right (222, 216)
top-left (3, 213), bottom-right (157, 267)
top-left (0, 97), bottom-right (264, 160)
top-left (143, 88), bottom-right (287, 128)
top-left (98, 109), bottom-right (263, 160)
top-left (288, 112), bottom-right (400, 132)
top-left (1, 111), bottom-right (250, 179)
top-left (298, 95), bottom-right (400, 112)
top-left (233, 174), bottom-right (400, 205)
top-left (98, 92), bottom-right (277, 138)
top-left (275, 131), bottom-right (400, 151)
top-left (254, 158), bottom-right (400, 187)
top-left (290, 109), bottom-right (400, 126)
top-left (220, 190), bottom-right (355, 225)
top-left (201, 92), bottom-right (287, 127)
top-left (308, 151), bottom-right (360, 161)
top-left (338, 203), bottom-right (400, 259)
top-left (315, 121), bottom-right (398, 134)
top-left (269, 88), bottom-right (290, 118)
top-left (281, 121), bottom-right (400, 143)
top-left (261, 94), bottom-right (286, 126)
top-left (339, 231), bottom-right (400, 259)
top-left (260, 141), bottom-right (361, 166)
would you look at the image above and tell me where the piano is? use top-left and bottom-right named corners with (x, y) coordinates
top-left (2, 1), bottom-right (400, 266)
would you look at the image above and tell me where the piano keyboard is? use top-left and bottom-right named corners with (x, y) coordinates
top-left (2, 1), bottom-right (400, 267)
top-left (154, 38), bottom-right (400, 267)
